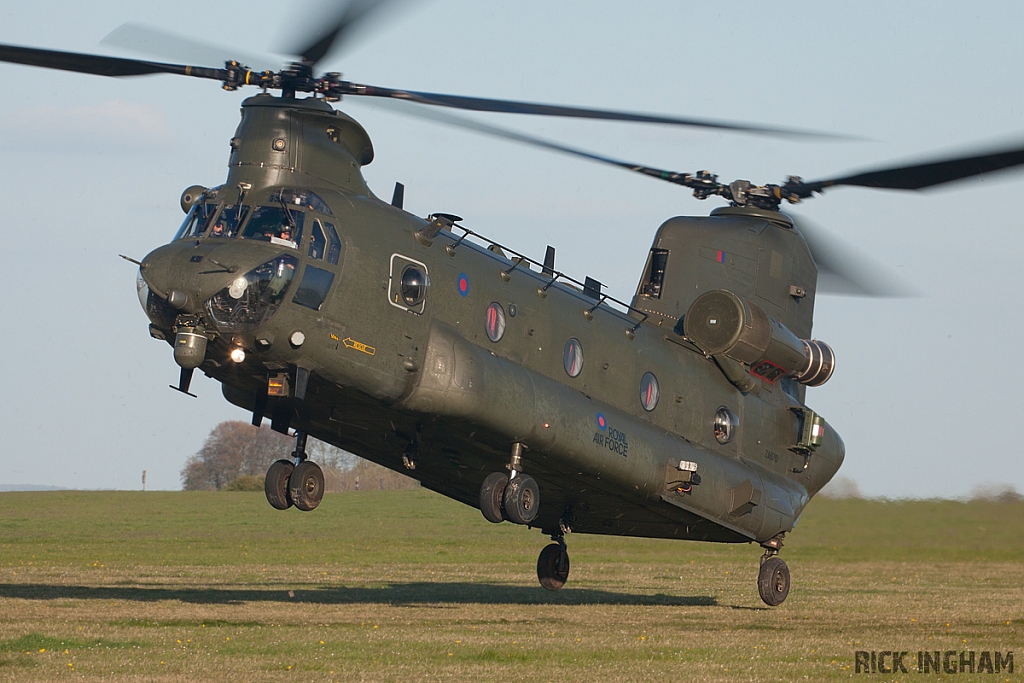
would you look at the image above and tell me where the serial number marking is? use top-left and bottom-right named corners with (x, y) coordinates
top-left (763, 449), bottom-right (779, 463)
top-left (343, 337), bottom-right (376, 356)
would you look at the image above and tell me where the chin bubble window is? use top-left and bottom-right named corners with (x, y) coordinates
top-left (639, 372), bottom-right (660, 411)
top-left (206, 255), bottom-right (299, 332)
top-left (292, 265), bottom-right (336, 311)
top-left (485, 302), bottom-right (506, 342)
top-left (563, 338), bottom-right (584, 378)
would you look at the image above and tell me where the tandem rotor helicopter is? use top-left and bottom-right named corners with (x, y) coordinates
top-left (4, 1), bottom-right (1024, 606)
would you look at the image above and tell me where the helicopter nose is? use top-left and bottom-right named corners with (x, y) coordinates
top-left (140, 243), bottom-right (188, 305)
top-left (140, 241), bottom-right (244, 316)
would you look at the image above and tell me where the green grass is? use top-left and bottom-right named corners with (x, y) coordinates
top-left (0, 490), bottom-right (1021, 681)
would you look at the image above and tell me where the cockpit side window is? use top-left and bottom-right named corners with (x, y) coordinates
top-left (323, 221), bottom-right (341, 265)
top-left (241, 205), bottom-right (304, 248)
top-left (209, 204), bottom-right (250, 238)
top-left (640, 248), bottom-right (669, 298)
top-left (174, 202), bottom-right (218, 240)
top-left (309, 220), bottom-right (327, 260)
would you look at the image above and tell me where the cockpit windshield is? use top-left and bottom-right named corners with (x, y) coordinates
top-left (174, 201), bottom-right (218, 240)
top-left (240, 205), bottom-right (305, 248)
top-left (208, 205), bottom-right (250, 238)
top-left (268, 188), bottom-right (332, 215)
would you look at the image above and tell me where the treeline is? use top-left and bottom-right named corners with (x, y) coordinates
top-left (181, 421), bottom-right (417, 492)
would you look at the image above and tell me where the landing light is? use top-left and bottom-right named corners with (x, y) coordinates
top-left (229, 347), bottom-right (246, 363)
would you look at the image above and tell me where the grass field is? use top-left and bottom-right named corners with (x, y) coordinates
top-left (0, 490), bottom-right (1021, 681)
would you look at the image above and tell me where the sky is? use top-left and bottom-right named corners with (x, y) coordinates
top-left (1, 1), bottom-right (1023, 497)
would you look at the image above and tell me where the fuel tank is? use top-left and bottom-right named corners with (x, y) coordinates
top-left (400, 321), bottom-right (813, 542)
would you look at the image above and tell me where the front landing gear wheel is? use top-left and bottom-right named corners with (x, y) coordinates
top-left (265, 459), bottom-right (294, 510)
top-left (479, 472), bottom-right (509, 523)
top-left (537, 543), bottom-right (570, 591)
top-left (503, 474), bottom-right (540, 525)
top-left (757, 557), bottom-right (790, 606)
top-left (289, 461), bottom-right (325, 511)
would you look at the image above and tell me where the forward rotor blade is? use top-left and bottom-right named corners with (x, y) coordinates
top-left (348, 83), bottom-right (845, 139)
top-left (0, 42), bottom-right (225, 80)
top-left (800, 141), bottom-right (1024, 194)
top-left (792, 214), bottom-right (915, 298)
top-left (101, 23), bottom-right (275, 73)
top-left (288, 0), bottom-right (410, 65)
top-left (349, 97), bottom-right (691, 183)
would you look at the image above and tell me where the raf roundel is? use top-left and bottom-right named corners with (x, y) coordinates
top-left (596, 413), bottom-right (607, 431)
top-left (457, 273), bottom-right (470, 297)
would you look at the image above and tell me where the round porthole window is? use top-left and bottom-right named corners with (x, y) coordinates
top-left (714, 407), bottom-right (739, 444)
top-left (563, 338), bottom-right (584, 377)
top-left (485, 302), bottom-right (506, 342)
top-left (639, 372), bottom-right (660, 411)
top-left (400, 266), bottom-right (427, 307)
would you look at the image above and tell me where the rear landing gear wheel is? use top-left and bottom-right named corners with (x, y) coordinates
top-left (479, 472), bottom-right (509, 523)
top-left (503, 474), bottom-right (539, 525)
top-left (265, 459), bottom-right (294, 510)
top-left (757, 557), bottom-right (790, 606)
top-left (537, 542), bottom-right (570, 591)
top-left (289, 460), bottom-right (325, 511)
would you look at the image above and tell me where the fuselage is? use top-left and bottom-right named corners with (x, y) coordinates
top-left (139, 94), bottom-right (844, 546)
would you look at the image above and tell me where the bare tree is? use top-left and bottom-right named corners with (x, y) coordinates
top-left (181, 420), bottom-right (418, 492)
top-left (324, 457), bottom-right (419, 492)
top-left (181, 421), bottom-right (292, 490)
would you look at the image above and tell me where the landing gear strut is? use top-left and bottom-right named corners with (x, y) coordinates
top-left (757, 537), bottom-right (790, 606)
top-left (263, 430), bottom-right (324, 512)
top-left (537, 536), bottom-right (570, 591)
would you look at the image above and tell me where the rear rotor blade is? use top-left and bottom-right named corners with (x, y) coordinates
top-left (348, 82), bottom-right (845, 139)
top-left (798, 141), bottom-right (1024, 195)
top-left (791, 215), bottom-right (915, 298)
top-left (0, 42), bottom-right (225, 80)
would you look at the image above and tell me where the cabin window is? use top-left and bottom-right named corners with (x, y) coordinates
top-left (714, 407), bottom-right (738, 444)
top-left (563, 338), bottom-right (584, 377)
top-left (388, 255), bottom-right (429, 314)
top-left (292, 265), bottom-right (335, 311)
top-left (639, 372), bottom-right (660, 411)
top-left (401, 266), bottom-right (427, 307)
top-left (640, 248), bottom-right (669, 298)
top-left (485, 302), bottom-right (506, 342)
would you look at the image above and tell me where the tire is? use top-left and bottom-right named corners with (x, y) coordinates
top-left (503, 474), bottom-right (540, 525)
top-left (265, 459), bottom-right (294, 510)
top-left (289, 461), bottom-right (325, 512)
top-left (757, 557), bottom-right (790, 606)
top-left (537, 543), bottom-right (570, 591)
top-left (479, 472), bottom-right (509, 523)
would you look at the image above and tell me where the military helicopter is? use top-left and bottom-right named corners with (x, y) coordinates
top-left (4, 2), bottom-right (1024, 607)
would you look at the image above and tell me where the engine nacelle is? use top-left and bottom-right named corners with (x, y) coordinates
top-left (684, 289), bottom-right (834, 386)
